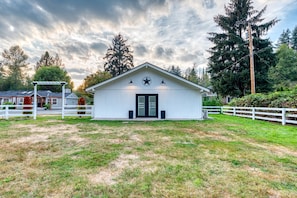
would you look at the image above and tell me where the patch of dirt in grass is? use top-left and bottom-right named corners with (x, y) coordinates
top-left (68, 135), bottom-right (89, 145)
top-left (9, 124), bottom-right (80, 145)
top-left (130, 134), bottom-right (143, 143)
top-left (10, 124), bottom-right (37, 132)
top-left (13, 123), bottom-right (79, 134)
top-left (45, 120), bottom-right (64, 123)
top-left (256, 143), bottom-right (297, 157)
top-left (106, 138), bottom-right (126, 144)
top-left (89, 154), bottom-right (139, 185)
top-left (244, 166), bottom-right (280, 181)
top-left (230, 134), bottom-right (297, 157)
top-left (11, 134), bottom-right (49, 144)
top-left (185, 128), bottom-right (233, 141)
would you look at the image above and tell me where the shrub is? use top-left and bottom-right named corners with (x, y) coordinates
top-left (2, 102), bottom-right (15, 109)
top-left (77, 97), bottom-right (86, 115)
top-left (203, 98), bottom-right (222, 106)
top-left (43, 103), bottom-right (51, 110)
top-left (23, 96), bottom-right (32, 114)
top-left (229, 89), bottom-right (297, 108)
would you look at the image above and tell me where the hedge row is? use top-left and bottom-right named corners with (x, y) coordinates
top-left (229, 87), bottom-right (297, 108)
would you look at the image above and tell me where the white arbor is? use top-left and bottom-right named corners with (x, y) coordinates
top-left (32, 81), bottom-right (67, 119)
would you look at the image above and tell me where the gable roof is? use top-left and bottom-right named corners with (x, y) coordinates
top-left (0, 90), bottom-right (77, 98)
top-left (86, 62), bottom-right (210, 93)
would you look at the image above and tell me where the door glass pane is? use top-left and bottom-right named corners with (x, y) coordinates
top-left (148, 96), bottom-right (156, 116)
top-left (138, 96), bottom-right (145, 116)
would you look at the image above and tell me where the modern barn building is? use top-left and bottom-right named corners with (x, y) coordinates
top-left (86, 62), bottom-right (209, 120)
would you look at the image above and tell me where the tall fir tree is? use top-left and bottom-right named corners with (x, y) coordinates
top-left (277, 29), bottom-right (291, 47)
top-left (208, 0), bottom-right (278, 97)
top-left (103, 34), bottom-right (133, 77)
top-left (292, 26), bottom-right (297, 51)
top-left (167, 65), bottom-right (182, 76)
top-left (185, 66), bottom-right (199, 84)
top-left (35, 51), bottom-right (64, 71)
top-left (269, 44), bottom-right (297, 89)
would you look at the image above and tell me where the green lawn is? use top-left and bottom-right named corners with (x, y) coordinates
top-left (0, 115), bottom-right (297, 197)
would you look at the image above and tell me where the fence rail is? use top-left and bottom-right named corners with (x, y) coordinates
top-left (63, 105), bottom-right (93, 117)
top-left (203, 106), bottom-right (297, 125)
top-left (0, 105), bottom-right (34, 119)
top-left (0, 105), bottom-right (93, 119)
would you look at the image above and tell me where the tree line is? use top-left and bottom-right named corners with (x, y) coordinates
top-left (0, 47), bottom-right (73, 92)
top-left (207, 0), bottom-right (297, 98)
top-left (1, 0), bottom-right (296, 102)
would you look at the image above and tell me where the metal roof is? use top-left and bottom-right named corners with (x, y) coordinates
top-left (0, 90), bottom-right (75, 98)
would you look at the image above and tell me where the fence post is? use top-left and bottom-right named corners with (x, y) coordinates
top-left (282, 108), bottom-right (286, 125)
top-left (252, 108), bottom-right (255, 120)
top-left (233, 107), bottom-right (236, 116)
top-left (91, 106), bottom-right (94, 118)
top-left (5, 105), bottom-right (9, 120)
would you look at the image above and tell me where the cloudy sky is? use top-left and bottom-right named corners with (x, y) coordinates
top-left (0, 0), bottom-right (297, 88)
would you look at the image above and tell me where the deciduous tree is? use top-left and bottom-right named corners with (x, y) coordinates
top-left (77, 70), bottom-right (111, 95)
top-left (1, 45), bottom-right (29, 90)
top-left (33, 66), bottom-right (73, 92)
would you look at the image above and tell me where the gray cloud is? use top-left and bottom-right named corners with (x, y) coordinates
top-left (90, 42), bottom-right (108, 53)
top-left (134, 44), bottom-right (148, 56)
top-left (0, 1), bottom-right (50, 27)
top-left (55, 41), bottom-right (90, 60)
top-left (202, 0), bottom-right (216, 9)
top-left (154, 46), bottom-right (174, 59)
top-left (32, 0), bottom-right (166, 24)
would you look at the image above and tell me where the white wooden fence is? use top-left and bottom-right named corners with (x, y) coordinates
top-left (63, 105), bottom-right (94, 117)
top-left (0, 105), bottom-right (93, 120)
top-left (203, 106), bottom-right (297, 125)
top-left (0, 105), bottom-right (34, 119)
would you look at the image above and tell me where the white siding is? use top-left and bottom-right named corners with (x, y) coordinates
top-left (93, 68), bottom-right (203, 120)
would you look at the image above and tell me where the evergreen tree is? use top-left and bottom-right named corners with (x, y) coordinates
top-left (277, 29), bottom-right (291, 47)
top-left (208, 0), bottom-right (278, 97)
top-left (198, 68), bottom-right (211, 87)
top-left (35, 51), bottom-right (64, 71)
top-left (185, 66), bottom-right (199, 84)
top-left (167, 65), bottom-right (182, 76)
top-left (103, 34), bottom-right (133, 77)
top-left (1, 45), bottom-right (29, 90)
top-left (269, 44), bottom-right (297, 89)
top-left (292, 26), bottom-right (297, 51)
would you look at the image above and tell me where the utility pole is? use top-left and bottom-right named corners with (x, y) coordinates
top-left (248, 22), bottom-right (256, 94)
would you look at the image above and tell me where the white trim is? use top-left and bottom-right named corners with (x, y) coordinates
top-left (32, 81), bottom-right (68, 85)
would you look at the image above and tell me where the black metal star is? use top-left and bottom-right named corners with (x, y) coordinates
top-left (143, 77), bottom-right (151, 85)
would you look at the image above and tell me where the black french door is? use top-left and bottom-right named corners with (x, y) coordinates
top-left (136, 94), bottom-right (158, 118)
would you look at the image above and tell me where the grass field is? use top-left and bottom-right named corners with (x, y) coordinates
top-left (0, 115), bottom-right (297, 197)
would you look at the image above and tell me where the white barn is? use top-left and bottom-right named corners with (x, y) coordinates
top-left (86, 62), bottom-right (209, 120)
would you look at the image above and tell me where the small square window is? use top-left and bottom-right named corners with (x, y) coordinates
top-left (52, 98), bottom-right (57, 105)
